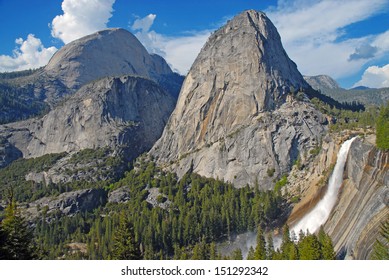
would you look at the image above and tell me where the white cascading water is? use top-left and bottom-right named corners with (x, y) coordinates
top-left (290, 137), bottom-right (357, 236)
top-left (222, 137), bottom-right (357, 257)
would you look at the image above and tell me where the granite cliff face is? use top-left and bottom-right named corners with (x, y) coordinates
top-left (287, 134), bottom-right (388, 259)
top-left (324, 137), bottom-right (388, 259)
top-left (151, 10), bottom-right (327, 188)
top-left (0, 76), bottom-right (175, 162)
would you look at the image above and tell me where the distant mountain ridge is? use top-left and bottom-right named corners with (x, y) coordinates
top-left (303, 75), bottom-right (340, 91)
top-left (304, 75), bottom-right (389, 106)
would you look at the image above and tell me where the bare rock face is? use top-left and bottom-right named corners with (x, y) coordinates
top-left (24, 188), bottom-right (107, 218)
top-left (45, 28), bottom-right (172, 91)
top-left (0, 137), bottom-right (22, 168)
top-left (324, 138), bottom-right (389, 259)
top-left (303, 75), bottom-right (340, 91)
top-left (0, 75), bottom-right (175, 161)
top-left (151, 10), bottom-right (326, 188)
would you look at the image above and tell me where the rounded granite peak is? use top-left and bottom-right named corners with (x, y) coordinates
top-left (151, 9), bottom-right (324, 189)
top-left (45, 28), bottom-right (172, 90)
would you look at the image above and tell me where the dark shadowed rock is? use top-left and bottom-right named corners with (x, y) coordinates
top-left (26, 188), bottom-right (107, 218)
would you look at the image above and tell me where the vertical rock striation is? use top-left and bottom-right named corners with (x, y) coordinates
top-left (324, 138), bottom-right (389, 259)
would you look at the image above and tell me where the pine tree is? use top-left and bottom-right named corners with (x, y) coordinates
top-left (0, 198), bottom-right (35, 259)
top-left (191, 237), bottom-right (209, 260)
top-left (298, 233), bottom-right (322, 260)
top-left (280, 224), bottom-right (292, 259)
top-left (230, 248), bottom-right (243, 260)
top-left (288, 243), bottom-right (299, 260)
top-left (247, 246), bottom-right (255, 260)
top-left (254, 226), bottom-right (267, 260)
top-left (112, 212), bottom-right (142, 260)
top-left (318, 226), bottom-right (336, 260)
top-left (376, 102), bottom-right (389, 151)
top-left (209, 242), bottom-right (219, 260)
top-left (266, 234), bottom-right (275, 260)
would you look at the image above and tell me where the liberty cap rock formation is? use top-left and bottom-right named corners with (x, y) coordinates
top-left (151, 10), bottom-right (327, 188)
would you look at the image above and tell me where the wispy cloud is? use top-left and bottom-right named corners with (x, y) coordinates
top-left (132, 14), bottom-right (156, 33)
top-left (130, 14), bottom-right (211, 74)
top-left (0, 34), bottom-right (57, 72)
top-left (266, 0), bottom-right (389, 80)
top-left (51, 0), bottom-right (116, 44)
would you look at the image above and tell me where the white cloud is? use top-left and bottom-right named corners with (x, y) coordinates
top-left (353, 64), bottom-right (389, 88)
top-left (266, 0), bottom-right (389, 79)
top-left (131, 1), bottom-right (389, 79)
top-left (51, 0), bottom-right (116, 44)
top-left (132, 14), bottom-right (156, 33)
top-left (0, 34), bottom-right (57, 72)
top-left (131, 14), bottom-right (211, 74)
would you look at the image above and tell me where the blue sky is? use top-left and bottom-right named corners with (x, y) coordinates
top-left (0, 0), bottom-right (388, 88)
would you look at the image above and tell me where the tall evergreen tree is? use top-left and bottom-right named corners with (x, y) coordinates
top-left (376, 102), bottom-right (389, 151)
top-left (318, 226), bottom-right (336, 260)
top-left (112, 212), bottom-right (142, 260)
top-left (254, 226), bottom-right (267, 260)
top-left (266, 233), bottom-right (275, 260)
top-left (209, 242), bottom-right (219, 260)
top-left (288, 243), bottom-right (299, 260)
top-left (0, 198), bottom-right (35, 259)
top-left (191, 237), bottom-right (209, 260)
top-left (298, 233), bottom-right (322, 260)
top-left (230, 248), bottom-right (243, 260)
top-left (247, 246), bottom-right (255, 260)
top-left (280, 224), bottom-right (292, 259)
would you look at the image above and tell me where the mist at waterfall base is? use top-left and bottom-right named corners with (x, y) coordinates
top-left (219, 137), bottom-right (357, 258)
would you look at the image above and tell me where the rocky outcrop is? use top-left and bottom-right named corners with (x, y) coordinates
top-left (0, 137), bottom-right (22, 168)
top-left (150, 10), bottom-right (327, 188)
top-left (108, 186), bottom-right (131, 204)
top-left (25, 188), bottom-right (107, 218)
top-left (324, 137), bottom-right (388, 259)
top-left (0, 75), bottom-right (175, 162)
top-left (286, 134), bottom-right (341, 225)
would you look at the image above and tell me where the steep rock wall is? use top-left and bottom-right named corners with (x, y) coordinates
top-left (324, 138), bottom-right (388, 259)
top-left (151, 10), bottom-right (327, 188)
top-left (0, 76), bottom-right (175, 161)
